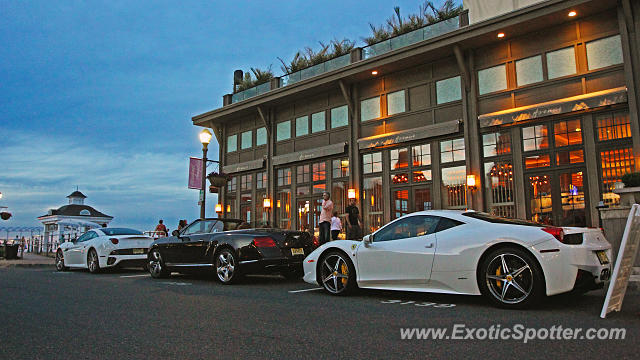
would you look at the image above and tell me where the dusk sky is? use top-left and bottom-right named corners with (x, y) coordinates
top-left (0, 0), bottom-right (454, 231)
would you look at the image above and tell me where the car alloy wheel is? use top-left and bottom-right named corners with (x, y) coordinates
top-left (148, 249), bottom-right (169, 278)
top-left (215, 249), bottom-right (237, 284)
top-left (485, 253), bottom-right (533, 305)
top-left (320, 252), bottom-right (355, 295)
top-left (88, 249), bottom-right (100, 274)
top-left (55, 251), bottom-right (67, 271)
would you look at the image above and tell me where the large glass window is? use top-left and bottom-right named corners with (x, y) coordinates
top-left (361, 97), bottom-right (381, 121)
top-left (277, 168), bottom-right (291, 186)
top-left (483, 131), bottom-right (512, 157)
top-left (240, 174), bottom-right (252, 191)
top-left (478, 64), bottom-right (507, 95)
top-left (277, 190), bottom-right (291, 229)
top-left (331, 105), bottom-right (349, 128)
top-left (296, 115), bottom-right (308, 137)
top-left (525, 154), bottom-right (551, 169)
top-left (332, 159), bottom-right (349, 178)
top-left (484, 161), bottom-right (515, 218)
top-left (363, 177), bottom-right (383, 234)
top-left (597, 112), bottom-right (631, 141)
top-left (412, 144), bottom-right (431, 167)
top-left (241, 130), bottom-right (252, 150)
top-left (516, 55), bottom-right (543, 86)
top-left (312, 162), bottom-right (326, 182)
top-left (225, 194), bottom-right (236, 217)
top-left (311, 111), bottom-right (325, 133)
top-left (547, 47), bottom-right (576, 79)
top-left (586, 35), bottom-right (623, 70)
top-left (256, 127), bottom-right (267, 146)
top-left (441, 166), bottom-right (467, 209)
top-left (387, 90), bottom-right (405, 116)
top-left (277, 121), bottom-right (291, 141)
top-left (390, 148), bottom-right (409, 170)
top-left (522, 125), bottom-right (549, 151)
top-left (227, 176), bottom-right (237, 192)
top-left (297, 164), bottom-right (310, 183)
top-left (363, 152), bottom-right (383, 174)
top-left (600, 147), bottom-right (634, 206)
top-left (554, 119), bottom-right (582, 147)
top-left (440, 138), bottom-right (465, 163)
top-left (436, 76), bottom-right (462, 104)
top-left (227, 134), bottom-right (237, 153)
top-left (256, 171), bottom-right (267, 189)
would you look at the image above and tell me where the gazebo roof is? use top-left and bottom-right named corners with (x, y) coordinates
top-left (66, 191), bottom-right (87, 199)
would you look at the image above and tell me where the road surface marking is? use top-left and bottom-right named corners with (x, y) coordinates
top-left (120, 274), bottom-right (149, 278)
top-left (161, 282), bottom-right (192, 286)
top-left (288, 287), bottom-right (322, 293)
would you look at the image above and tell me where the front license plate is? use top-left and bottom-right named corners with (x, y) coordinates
top-left (133, 248), bottom-right (144, 255)
top-left (596, 250), bottom-right (609, 264)
top-left (291, 248), bottom-right (304, 256)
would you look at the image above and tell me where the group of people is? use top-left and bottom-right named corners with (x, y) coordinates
top-left (319, 191), bottom-right (362, 246)
top-left (154, 219), bottom-right (189, 237)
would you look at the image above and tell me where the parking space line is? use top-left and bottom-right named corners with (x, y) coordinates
top-left (119, 274), bottom-right (150, 278)
top-left (288, 287), bottom-right (322, 293)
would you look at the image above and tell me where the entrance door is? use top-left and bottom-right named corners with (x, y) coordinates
top-left (526, 169), bottom-right (588, 227)
top-left (297, 197), bottom-right (323, 237)
top-left (391, 186), bottom-right (432, 220)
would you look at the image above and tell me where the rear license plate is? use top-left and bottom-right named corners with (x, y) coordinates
top-left (133, 248), bottom-right (144, 255)
top-left (291, 248), bottom-right (304, 256)
top-left (596, 250), bottom-right (609, 264)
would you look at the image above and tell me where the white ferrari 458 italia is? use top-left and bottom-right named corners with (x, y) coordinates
top-left (303, 210), bottom-right (613, 308)
top-left (55, 228), bottom-right (154, 273)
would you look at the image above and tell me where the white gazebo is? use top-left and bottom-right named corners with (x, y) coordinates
top-left (37, 190), bottom-right (113, 252)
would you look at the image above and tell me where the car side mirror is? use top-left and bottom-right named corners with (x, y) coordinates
top-left (363, 234), bottom-right (372, 247)
top-left (171, 230), bottom-right (180, 237)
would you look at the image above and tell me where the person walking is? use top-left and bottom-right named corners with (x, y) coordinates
top-left (318, 192), bottom-right (333, 245)
top-left (155, 220), bottom-right (168, 237)
top-left (330, 211), bottom-right (342, 241)
top-left (345, 198), bottom-right (362, 240)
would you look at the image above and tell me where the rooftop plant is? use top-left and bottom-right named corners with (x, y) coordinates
top-left (236, 66), bottom-right (274, 92)
top-left (278, 38), bottom-right (356, 75)
top-left (364, 0), bottom-right (464, 45)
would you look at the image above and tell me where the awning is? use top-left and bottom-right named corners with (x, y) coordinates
top-left (272, 142), bottom-right (347, 166)
top-left (222, 158), bottom-right (265, 174)
top-left (478, 87), bottom-right (628, 128)
top-left (358, 119), bottom-right (461, 149)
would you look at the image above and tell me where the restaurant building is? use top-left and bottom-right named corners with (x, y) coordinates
top-left (192, 0), bottom-right (640, 236)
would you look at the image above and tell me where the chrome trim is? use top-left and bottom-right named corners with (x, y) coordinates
top-left (165, 263), bottom-right (214, 267)
top-left (239, 260), bottom-right (259, 264)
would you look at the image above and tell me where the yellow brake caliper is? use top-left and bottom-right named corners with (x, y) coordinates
top-left (496, 267), bottom-right (502, 288)
top-left (340, 263), bottom-right (348, 285)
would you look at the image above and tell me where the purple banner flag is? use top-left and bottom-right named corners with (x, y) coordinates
top-left (188, 157), bottom-right (203, 190)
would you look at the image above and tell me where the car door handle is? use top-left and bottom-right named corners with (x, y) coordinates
top-left (425, 243), bottom-right (434, 248)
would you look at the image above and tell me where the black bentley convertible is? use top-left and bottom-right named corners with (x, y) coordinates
top-left (147, 218), bottom-right (317, 284)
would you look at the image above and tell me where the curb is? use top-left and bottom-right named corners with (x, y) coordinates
top-left (0, 263), bottom-right (54, 269)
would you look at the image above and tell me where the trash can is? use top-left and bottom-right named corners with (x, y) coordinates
top-left (0, 245), bottom-right (5, 259)
top-left (4, 244), bottom-right (19, 260)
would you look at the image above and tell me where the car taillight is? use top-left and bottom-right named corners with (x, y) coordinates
top-left (312, 236), bottom-right (319, 247)
top-left (110, 238), bottom-right (119, 245)
top-left (253, 237), bottom-right (276, 248)
top-left (542, 227), bottom-right (564, 243)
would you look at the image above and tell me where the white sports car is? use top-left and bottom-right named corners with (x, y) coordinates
top-left (303, 210), bottom-right (613, 308)
top-left (55, 228), bottom-right (154, 273)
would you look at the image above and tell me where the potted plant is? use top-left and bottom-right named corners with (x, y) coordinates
top-left (207, 171), bottom-right (230, 187)
top-left (614, 172), bottom-right (640, 206)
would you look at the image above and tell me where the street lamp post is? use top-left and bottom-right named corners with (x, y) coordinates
top-left (199, 129), bottom-right (213, 219)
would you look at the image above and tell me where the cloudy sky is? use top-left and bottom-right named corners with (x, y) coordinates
top-left (0, 0), bottom-right (454, 231)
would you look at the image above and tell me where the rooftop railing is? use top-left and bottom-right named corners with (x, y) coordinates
top-left (225, 11), bottom-right (467, 106)
top-left (362, 17), bottom-right (460, 59)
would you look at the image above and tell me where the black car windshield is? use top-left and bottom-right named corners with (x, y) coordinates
top-left (462, 212), bottom-right (543, 227)
top-left (100, 228), bottom-right (143, 236)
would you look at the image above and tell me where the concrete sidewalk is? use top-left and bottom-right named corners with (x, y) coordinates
top-left (0, 252), bottom-right (54, 268)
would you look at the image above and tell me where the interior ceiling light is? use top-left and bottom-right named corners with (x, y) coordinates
top-left (497, 32), bottom-right (505, 38)
top-left (371, 70), bottom-right (378, 75)
top-left (568, 11), bottom-right (577, 17)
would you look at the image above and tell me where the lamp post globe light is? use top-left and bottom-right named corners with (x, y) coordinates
top-left (199, 129), bottom-right (213, 219)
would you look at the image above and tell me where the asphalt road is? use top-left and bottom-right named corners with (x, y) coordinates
top-left (0, 266), bottom-right (637, 359)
